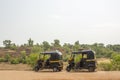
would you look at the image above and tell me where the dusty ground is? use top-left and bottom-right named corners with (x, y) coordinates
top-left (0, 63), bottom-right (32, 70)
top-left (0, 59), bottom-right (119, 80)
top-left (0, 70), bottom-right (120, 80)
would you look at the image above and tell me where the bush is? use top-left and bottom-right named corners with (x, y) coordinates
top-left (20, 51), bottom-right (26, 59)
top-left (4, 53), bottom-right (11, 62)
top-left (26, 53), bottom-right (39, 67)
top-left (63, 55), bottom-right (71, 62)
top-left (111, 54), bottom-right (120, 70)
top-left (98, 54), bottom-right (120, 71)
top-left (98, 62), bottom-right (112, 71)
top-left (10, 58), bottom-right (19, 64)
top-left (32, 46), bottom-right (43, 53)
top-left (19, 51), bottom-right (27, 64)
top-left (0, 58), bottom-right (5, 62)
top-left (21, 59), bottom-right (27, 64)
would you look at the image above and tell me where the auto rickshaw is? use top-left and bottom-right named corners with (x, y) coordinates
top-left (66, 50), bottom-right (97, 72)
top-left (34, 50), bottom-right (63, 72)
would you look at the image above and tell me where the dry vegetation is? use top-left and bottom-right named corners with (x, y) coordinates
top-left (97, 58), bottom-right (111, 63)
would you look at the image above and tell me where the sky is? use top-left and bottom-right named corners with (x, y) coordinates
top-left (0, 0), bottom-right (120, 46)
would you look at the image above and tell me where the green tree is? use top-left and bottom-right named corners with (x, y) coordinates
top-left (3, 40), bottom-right (12, 48)
top-left (28, 38), bottom-right (34, 47)
top-left (73, 41), bottom-right (81, 51)
top-left (63, 43), bottom-right (72, 54)
top-left (42, 41), bottom-right (50, 51)
top-left (98, 43), bottom-right (104, 47)
top-left (53, 39), bottom-right (61, 47)
top-left (10, 43), bottom-right (17, 50)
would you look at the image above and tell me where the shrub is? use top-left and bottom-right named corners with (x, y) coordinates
top-left (32, 46), bottom-right (43, 53)
top-left (20, 51), bottom-right (26, 59)
top-left (26, 53), bottom-right (39, 67)
top-left (98, 62), bottom-right (112, 71)
top-left (63, 55), bottom-right (71, 62)
top-left (111, 54), bottom-right (120, 70)
top-left (22, 59), bottom-right (27, 64)
top-left (0, 58), bottom-right (5, 62)
top-left (10, 58), bottom-right (19, 64)
top-left (98, 54), bottom-right (120, 71)
top-left (19, 51), bottom-right (27, 64)
top-left (4, 53), bottom-right (11, 62)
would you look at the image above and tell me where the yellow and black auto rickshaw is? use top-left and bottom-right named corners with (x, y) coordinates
top-left (34, 50), bottom-right (63, 72)
top-left (66, 50), bottom-right (97, 72)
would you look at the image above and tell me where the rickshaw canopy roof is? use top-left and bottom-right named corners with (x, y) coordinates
top-left (72, 50), bottom-right (94, 54)
top-left (41, 50), bottom-right (62, 55)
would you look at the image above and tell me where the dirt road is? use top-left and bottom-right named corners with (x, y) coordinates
top-left (0, 70), bottom-right (120, 80)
